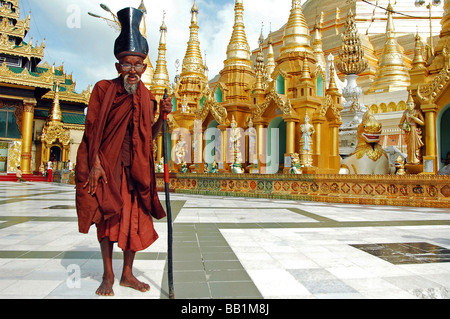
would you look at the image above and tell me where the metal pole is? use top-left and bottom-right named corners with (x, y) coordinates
top-left (162, 88), bottom-right (174, 299)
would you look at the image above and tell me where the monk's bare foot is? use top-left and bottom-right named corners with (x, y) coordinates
top-left (120, 274), bottom-right (150, 292)
top-left (96, 276), bottom-right (114, 296)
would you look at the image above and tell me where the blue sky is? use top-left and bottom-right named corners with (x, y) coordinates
top-left (18, 0), bottom-right (295, 93)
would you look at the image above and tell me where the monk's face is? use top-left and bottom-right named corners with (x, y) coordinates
top-left (115, 55), bottom-right (147, 86)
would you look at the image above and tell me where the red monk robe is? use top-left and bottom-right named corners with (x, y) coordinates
top-left (75, 77), bottom-right (166, 252)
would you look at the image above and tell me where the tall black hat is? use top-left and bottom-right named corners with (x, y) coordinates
top-left (114, 7), bottom-right (149, 60)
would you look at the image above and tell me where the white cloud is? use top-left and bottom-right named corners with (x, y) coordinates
top-left (21, 0), bottom-right (295, 92)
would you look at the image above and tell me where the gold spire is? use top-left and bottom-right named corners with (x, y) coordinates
top-left (312, 21), bottom-right (326, 69)
top-left (279, 0), bottom-right (312, 56)
top-left (327, 63), bottom-right (339, 94)
top-left (335, 9), bottom-right (368, 75)
top-left (138, 0), bottom-right (147, 38)
top-left (368, 3), bottom-right (410, 93)
top-left (181, 1), bottom-right (205, 78)
top-left (254, 29), bottom-right (265, 92)
top-left (151, 14), bottom-right (170, 91)
top-left (301, 52), bottom-right (311, 81)
top-left (49, 83), bottom-right (62, 122)
top-left (138, 1), bottom-right (154, 88)
top-left (412, 32), bottom-right (427, 70)
top-left (225, 0), bottom-right (251, 67)
top-left (266, 33), bottom-right (275, 79)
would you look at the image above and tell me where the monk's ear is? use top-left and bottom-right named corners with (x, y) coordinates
top-left (115, 62), bottom-right (121, 73)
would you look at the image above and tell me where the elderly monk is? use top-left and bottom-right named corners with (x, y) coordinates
top-left (75, 7), bottom-right (172, 296)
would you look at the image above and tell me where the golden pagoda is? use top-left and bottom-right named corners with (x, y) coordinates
top-left (0, 0), bottom-right (89, 175)
top-left (196, 0), bottom-right (256, 172)
top-left (367, 2), bottom-right (411, 93)
top-left (167, 1), bottom-right (209, 171)
top-left (150, 15), bottom-right (170, 98)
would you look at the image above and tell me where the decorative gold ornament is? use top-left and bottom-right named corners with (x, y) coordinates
top-left (335, 9), bottom-right (368, 75)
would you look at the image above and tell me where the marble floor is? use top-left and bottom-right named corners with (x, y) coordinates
top-left (0, 181), bottom-right (450, 299)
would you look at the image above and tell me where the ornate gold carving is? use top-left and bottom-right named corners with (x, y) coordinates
top-left (0, 61), bottom-right (53, 89)
top-left (314, 94), bottom-right (341, 123)
top-left (195, 86), bottom-right (229, 125)
top-left (7, 140), bottom-right (21, 173)
top-left (335, 9), bottom-right (368, 75)
top-left (417, 64), bottom-right (450, 103)
top-left (0, 14), bottom-right (30, 41)
top-left (41, 122), bottom-right (71, 147)
top-left (254, 87), bottom-right (295, 119)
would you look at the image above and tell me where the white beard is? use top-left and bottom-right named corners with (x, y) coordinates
top-left (124, 74), bottom-right (140, 95)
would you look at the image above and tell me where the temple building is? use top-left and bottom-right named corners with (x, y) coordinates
top-left (0, 0), bottom-right (90, 175)
top-left (164, 0), bottom-right (343, 174)
top-left (2, 0), bottom-right (449, 178)
top-left (247, 0), bottom-right (446, 174)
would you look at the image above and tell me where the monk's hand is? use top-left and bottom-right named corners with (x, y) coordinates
top-left (83, 156), bottom-right (108, 196)
top-left (160, 97), bottom-right (172, 115)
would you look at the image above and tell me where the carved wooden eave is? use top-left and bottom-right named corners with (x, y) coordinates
top-left (312, 64), bottom-right (326, 81)
top-left (0, 14), bottom-right (30, 40)
top-left (40, 121), bottom-right (70, 147)
top-left (417, 63), bottom-right (450, 105)
top-left (194, 95), bottom-right (229, 126)
top-left (42, 87), bottom-right (91, 105)
top-left (0, 4), bottom-right (22, 21)
top-left (0, 34), bottom-right (45, 60)
top-left (253, 86), bottom-right (297, 120)
top-left (0, 62), bottom-right (53, 89)
top-left (313, 94), bottom-right (342, 124)
top-left (271, 67), bottom-right (291, 82)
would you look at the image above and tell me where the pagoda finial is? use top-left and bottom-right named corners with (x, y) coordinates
top-left (368, 4), bottom-right (410, 93)
top-left (225, 0), bottom-right (251, 66)
top-left (151, 12), bottom-right (170, 91)
top-left (412, 32), bottom-right (427, 70)
top-left (49, 82), bottom-right (62, 122)
top-left (301, 52), bottom-right (311, 80)
top-left (181, 1), bottom-right (204, 78)
top-left (280, 0), bottom-right (311, 56)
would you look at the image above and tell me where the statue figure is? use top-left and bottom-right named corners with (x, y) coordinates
top-left (203, 163), bottom-right (209, 173)
top-left (247, 117), bottom-right (257, 164)
top-left (394, 155), bottom-right (406, 175)
top-left (300, 114), bottom-right (315, 167)
top-left (181, 94), bottom-right (190, 113)
top-left (210, 161), bottom-right (219, 173)
top-left (399, 94), bottom-right (425, 165)
top-left (155, 157), bottom-right (164, 173)
top-left (340, 110), bottom-right (390, 174)
top-left (174, 134), bottom-right (187, 164)
top-left (229, 116), bottom-right (241, 162)
top-left (180, 161), bottom-right (188, 173)
top-left (289, 153), bottom-right (302, 174)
